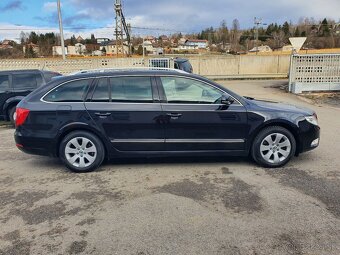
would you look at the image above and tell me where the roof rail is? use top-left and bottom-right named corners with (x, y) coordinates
top-left (69, 67), bottom-right (188, 76)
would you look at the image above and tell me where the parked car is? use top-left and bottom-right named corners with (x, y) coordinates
top-left (14, 69), bottom-right (320, 173)
top-left (149, 58), bottom-right (193, 73)
top-left (0, 69), bottom-right (62, 124)
top-left (174, 58), bottom-right (193, 73)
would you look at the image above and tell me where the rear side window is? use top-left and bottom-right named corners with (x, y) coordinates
top-left (43, 79), bottom-right (90, 102)
top-left (109, 77), bottom-right (153, 103)
top-left (13, 73), bottom-right (43, 90)
top-left (92, 78), bottom-right (109, 102)
top-left (0, 75), bottom-right (10, 92)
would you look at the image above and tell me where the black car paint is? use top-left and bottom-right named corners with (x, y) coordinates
top-left (15, 70), bottom-right (319, 160)
top-left (0, 69), bottom-right (61, 121)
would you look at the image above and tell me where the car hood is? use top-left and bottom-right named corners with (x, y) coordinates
top-left (247, 98), bottom-right (315, 116)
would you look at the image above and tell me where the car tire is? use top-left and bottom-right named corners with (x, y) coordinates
top-left (251, 126), bottom-right (296, 168)
top-left (59, 131), bottom-right (105, 173)
top-left (8, 106), bottom-right (17, 126)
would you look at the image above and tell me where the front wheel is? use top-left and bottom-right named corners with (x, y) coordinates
top-left (251, 126), bottom-right (296, 168)
top-left (59, 131), bottom-right (105, 173)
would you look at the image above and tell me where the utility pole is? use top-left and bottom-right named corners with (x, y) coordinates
top-left (254, 17), bottom-right (261, 55)
top-left (115, 0), bottom-right (124, 57)
top-left (57, 0), bottom-right (66, 60)
top-left (254, 17), bottom-right (267, 55)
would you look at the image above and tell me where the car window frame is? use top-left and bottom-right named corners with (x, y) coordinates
top-left (0, 74), bottom-right (11, 92)
top-left (12, 72), bottom-right (43, 91)
top-left (90, 78), bottom-right (110, 102)
top-left (85, 75), bottom-right (159, 104)
top-left (157, 75), bottom-right (241, 106)
top-left (41, 78), bottom-right (93, 103)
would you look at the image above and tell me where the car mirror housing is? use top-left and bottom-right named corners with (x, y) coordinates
top-left (221, 95), bottom-right (235, 106)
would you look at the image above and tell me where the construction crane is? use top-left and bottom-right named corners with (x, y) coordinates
top-left (114, 0), bottom-right (131, 57)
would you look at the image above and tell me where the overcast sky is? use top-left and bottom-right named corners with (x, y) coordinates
top-left (0, 0), bottom-right (339, 40)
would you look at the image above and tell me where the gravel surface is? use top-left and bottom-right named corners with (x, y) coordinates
top-left (0, 80), bottom-right (339, 255)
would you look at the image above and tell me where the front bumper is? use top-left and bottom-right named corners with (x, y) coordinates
top-left (298, 120), bottom-right (320, 154)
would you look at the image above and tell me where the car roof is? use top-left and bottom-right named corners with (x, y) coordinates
top-left (174, 58), bottom-right (189, 63)
top-left (51, 69), bottom-right (201, 85)
top-left (0, 69), bottom-right (42, 74)
top-left (67, 69), bottom-right (192, 79)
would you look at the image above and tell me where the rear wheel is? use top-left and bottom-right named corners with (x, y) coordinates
top-left (251, 126), bottom-right (296, 168)
top-left (8, 106), bottom-right (17, 126)
top-left (59, 131), bottom-right (105, 173)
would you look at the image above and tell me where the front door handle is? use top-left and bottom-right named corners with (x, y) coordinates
top-left (95, 112), bottom-right (112, 117)
top-left (166, 113), bottom-right (183, 119)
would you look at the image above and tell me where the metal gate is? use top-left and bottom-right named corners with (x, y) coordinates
top-left (289, 54), bottom-right (340, 93)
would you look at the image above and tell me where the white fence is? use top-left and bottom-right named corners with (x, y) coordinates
top-left (0, 55), bottom-right (290, 78)
top-left (289, 54), bottom-right (340, 93)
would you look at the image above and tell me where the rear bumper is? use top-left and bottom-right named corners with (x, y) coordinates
top-left (298, 121), bottom-right (320, 154)
top-left (14, 131), bottom-right (57, 157)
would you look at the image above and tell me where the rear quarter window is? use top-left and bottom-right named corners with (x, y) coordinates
top-left (43, 79), bottom-right (91, 102)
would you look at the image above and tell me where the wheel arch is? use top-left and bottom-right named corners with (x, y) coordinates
top-left (248, 120), bottom-right (301, 156)
top-left (56, 123), bottom-right (110, 160)
top-left (3, 97), bottom-right (24, 120)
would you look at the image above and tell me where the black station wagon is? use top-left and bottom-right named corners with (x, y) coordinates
top-left (15, 69), bottom-right (320, 172)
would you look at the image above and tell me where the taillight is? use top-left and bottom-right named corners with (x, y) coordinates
top-left (16, 108), bottom-right (30, 127)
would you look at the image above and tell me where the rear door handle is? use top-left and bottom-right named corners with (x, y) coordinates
top-left (166, 113), bottom-right (182, 119)
top-left (95, 112), bottom-right (112, 117)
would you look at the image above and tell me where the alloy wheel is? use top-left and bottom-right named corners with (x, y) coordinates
top-left (260, 133), bottom-right (291, 164)
top-left (65, 137), bottom-right (97, 168)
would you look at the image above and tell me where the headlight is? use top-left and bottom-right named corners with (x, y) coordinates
top-left (305, 115), bottom-right (318, 126)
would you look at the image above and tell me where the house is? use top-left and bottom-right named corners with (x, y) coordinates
top-left (52, 46), bottom-right (68, 56)
top-left (145, 36), bottom-right (156, 44)
top-left (159, 35), bottom-right (169, 42)
top-left (179, 39), bottom-right (208, 50)
top-left (142, 41), bottom-right (154, 53)
top-left (67, 43), bottom-right (86, 55)
top-left (103, 41), bottom-right (129, 55)
top-left (96, 38), bottom-right (110, 44)
top-left (280, 45), bottom-right (294, 52)
top-left (76, 36), bottom-right (84, 43)
top-left (249, 45), bottom-right (273, 53)
top-left (152, 47), bottom-right (164, 55)
top-left (85, 43), bottom-right (100, 53)
top-left (23, 43), bottom-right (40, 54)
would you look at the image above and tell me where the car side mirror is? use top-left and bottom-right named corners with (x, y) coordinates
top-left (221, 95), bottom-right (235, 106)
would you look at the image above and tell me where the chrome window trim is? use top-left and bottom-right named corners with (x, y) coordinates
top-left (40, 74), bottom-right (244, 106)
top-left (111, 139), bottom-right (245, 143)
top-left (40, 77), bottom-right (94, 104)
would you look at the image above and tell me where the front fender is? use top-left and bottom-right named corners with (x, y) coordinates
top-left (246, 115), bottom-right (302, 153)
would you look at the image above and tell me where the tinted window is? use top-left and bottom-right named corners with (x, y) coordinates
top-left (0, 75), bottom-right (10, 92)
top-left (13, 73), bottom-right (43, 90)
top-left (161, 77), bottom-right (223, 104)
top-left (110, 77), bottom-right (153, 103)
top-left (92, 78), bottom-right (109, 102)
top-left (44, 79), bottom-right (90, 102)
top-left (181, 61), bottom-right (193, 73)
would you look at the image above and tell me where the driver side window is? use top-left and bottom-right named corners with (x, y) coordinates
top-left (161, 77), bottom-right (223, 104)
